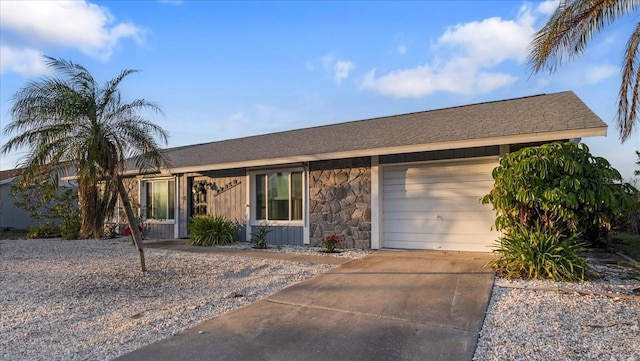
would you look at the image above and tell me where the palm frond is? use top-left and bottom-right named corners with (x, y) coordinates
top-left (618, 22), bottom-right (640, 141)
top-left (530, 0), bottom-right (640, 73)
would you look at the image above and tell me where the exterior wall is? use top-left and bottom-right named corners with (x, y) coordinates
top-left (0, 180), bottom-right (32, 229)
top-left (250, 225), bottom-right (303, 246)
top-left (191, 170), bottom-right (247, 241)
top-left (379, 145), bottom-right (500, 164)
top-left (309, 157), bottom-right (371, 249)
top-left (0, 179), bottom-right (77, 230)
top-left (115, 177), bottom-right (173, 239)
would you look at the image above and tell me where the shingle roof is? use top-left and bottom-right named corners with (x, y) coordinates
top-left (162, 91), bottom-right (606, 172)
top-left (0, 168), bottom-right (22, 182)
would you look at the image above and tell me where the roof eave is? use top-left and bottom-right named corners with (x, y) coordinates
top-left (165, 126), bottom-right (608, 174)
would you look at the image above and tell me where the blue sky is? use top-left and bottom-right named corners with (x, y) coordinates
top-left (1, 0), bottom-right (638, 179)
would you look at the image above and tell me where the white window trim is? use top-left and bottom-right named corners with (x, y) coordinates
top-left (141, 177), bottom-right (177, 224)
top-left (248, 167), bottom-right (305, 227)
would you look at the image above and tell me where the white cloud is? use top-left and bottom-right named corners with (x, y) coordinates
top-left (584, 65), bottom-right (619, 84)
top-left (0, 46), bottom-right (49, 76)
top-left (222, 112), bottom-right (248, 133)
top-left (397, 44), bottom-right (407, 55)
top-left (362, 5), bottom-right (538, 97)
top-left (0, 0), bottom-right (144, 74)
top-left (536, 0), bottom-right (559, 16)
top-left (334, 61), bottom-right (355, 85)
top-left (537, 63), bottom-right (620, 88)
top-left (321, 54), bottom-right (355, 85)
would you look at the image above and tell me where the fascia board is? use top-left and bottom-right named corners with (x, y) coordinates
top-left (155, 126), bottom-right (609, 175)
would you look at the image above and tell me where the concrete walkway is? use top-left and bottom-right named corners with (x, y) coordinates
top-left (115, 249), bottom-right (495, 361)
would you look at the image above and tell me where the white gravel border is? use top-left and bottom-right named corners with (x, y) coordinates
top-left (215, 240), bottom-right (371, 259)
top-left (473, 261), bottom-right (640, 361)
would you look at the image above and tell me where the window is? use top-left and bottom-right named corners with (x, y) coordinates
top-left (255, 171), bottom-right (303, 222)
top-left (146, 179), bottom-right (175, 220)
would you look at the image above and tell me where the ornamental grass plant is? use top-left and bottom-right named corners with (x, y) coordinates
top-left (250, 224), bottom-right (271, 249)
top-left (188, 215), bottom-right (235, 246)
top-left (490, 222), bottom-right (588, 281)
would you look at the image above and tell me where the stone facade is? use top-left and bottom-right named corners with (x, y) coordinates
top-left (309, 157), bottom-right (371, 249)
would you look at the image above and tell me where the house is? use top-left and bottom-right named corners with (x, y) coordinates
top-left (123, 91), bottom-right (607, 252)
top-left (0, 168), bottom-right (78, 231)
top-left (0, 169), bottom-right (32, 230)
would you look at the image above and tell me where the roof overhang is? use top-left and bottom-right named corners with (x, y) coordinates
top-left (165, 126), bottom-right (607, 174)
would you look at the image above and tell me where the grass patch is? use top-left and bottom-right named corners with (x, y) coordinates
top-left (609, 232), bottom-right (640, 261)
top-left (0, 229), bottom-right (28, 240)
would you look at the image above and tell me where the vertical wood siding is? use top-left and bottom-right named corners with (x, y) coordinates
top-left (251, 225), bottom-right (303, 246)
top-left (143, 223), bottom-right (175, 239)
top-left (192, 173), bottom-right (247, 242)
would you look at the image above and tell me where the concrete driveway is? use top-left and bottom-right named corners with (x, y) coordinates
top-left (115, 250), bottom-right (495, 361)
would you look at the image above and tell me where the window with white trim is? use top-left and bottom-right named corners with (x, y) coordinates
top-left (254, 171), bottom-right (303, 222)
top-left (145, 179), bottom-right (175, 220)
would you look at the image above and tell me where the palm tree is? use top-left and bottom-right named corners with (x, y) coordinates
top-left (529, 0), bottom-right (640, 141)
top-left (2, 56), bottom-right (169, 271)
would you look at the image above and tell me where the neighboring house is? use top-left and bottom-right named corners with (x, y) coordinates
top-left (123, 91), bottom-right (607, 252)
top-left (0, 169), bottom-right (32, 230)
top-left (0, 168), bottom-right (78, 231)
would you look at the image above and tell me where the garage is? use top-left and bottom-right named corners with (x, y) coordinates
top-left (382, 158), bottom-right (499, 252)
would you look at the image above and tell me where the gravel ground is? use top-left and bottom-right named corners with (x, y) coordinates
top-left (1, 238), bottom-right (355, 361)
top-left (216, 241), bottom-right (371, 258)
top-left (2, 238), bottom-right (639, 361)
top-left (473, 261), bottom-right (640, 361)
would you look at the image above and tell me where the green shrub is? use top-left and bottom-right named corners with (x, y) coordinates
top-left (26, 223), bottom-right (60, 239)
top-left (60, 215), bottom-right (82, 240)
top-left (188, 215), bottom-right (235, 246)
top-left (482, 142), bottom-right (637, 245)
top-left (251, 224), bottom-right (271, 249)
top-left (490, 222), bottom-right (588, 281)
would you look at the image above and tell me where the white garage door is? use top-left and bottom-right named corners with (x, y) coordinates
top-left (383, 158), bottom-right (499, 252)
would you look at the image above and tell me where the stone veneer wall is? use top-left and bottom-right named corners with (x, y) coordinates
top-left (309, 157), bottom-right (371, 249)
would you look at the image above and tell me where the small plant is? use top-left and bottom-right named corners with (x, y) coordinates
top-left (60, 215), bottom-right (81, 240)
top-left (188, 215), bottom-right (235, 246)
top-left (123, 223), bottom-right (144, 244)
top-left (489, 222), bottom-right (588, 281)
top-left (26, 223), bottom-right (60, 239)
top-left (321, 234), bottom-right (341, 253)
top-left (251, 224), bottom-right (271, 249)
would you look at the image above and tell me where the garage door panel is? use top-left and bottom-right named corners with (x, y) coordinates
top-left (383, 188), bottom-right (491, 199)
top-left (384, 219), bottom-right (494, 235)
top-left (384, 198), bottom-right (490, 212)
top-left (384, 172), bottom-right (492, 185)
top-left (383, 180), bottom-right (494, 191)
top-left (385, 235), bottom-right (495, 252)
top-left (385, 168), bottom-right (492, 178)
top-left (383, 159), bottom-right (499, 251)
top-left (383, 210), bottom-right (496, 221)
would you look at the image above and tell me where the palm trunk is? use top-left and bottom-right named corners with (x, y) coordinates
top-left (78, 182), bottom-right (98, 238)
top-left (117, 176), bottom-right (146, 272)
top-left (78, 181), bottom-right (109, 239)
